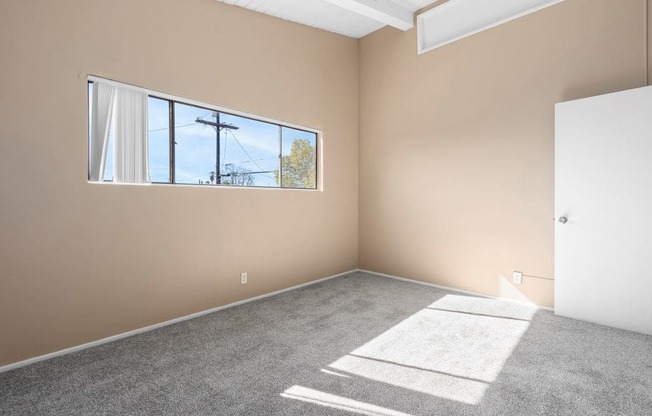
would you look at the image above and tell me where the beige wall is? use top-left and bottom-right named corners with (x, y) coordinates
top-left (359, 0), bottom-right (649, 307)
top-left (649, 0), bottom-right (652, 83)
top-left (0, 0), bottom-right (359, 366)
top-left (2, 0), bottom-right (651, 368)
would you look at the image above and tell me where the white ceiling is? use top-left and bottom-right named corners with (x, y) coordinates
top-left (216, 0), bottom-right (436, 38)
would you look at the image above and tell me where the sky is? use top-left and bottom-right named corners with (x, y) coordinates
top-left (89, 82), bottom-right (316, 188)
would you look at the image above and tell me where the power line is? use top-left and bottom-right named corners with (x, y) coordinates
top-left (226, 130), bottom-right (277, 182)
top-left (148, 112), bottom-right (213, 132)
top-left (222, 126), bottom-right (227, 167)
top-left (148, 122), bottom-right (195, 133)
top-left (223, 156), bottom-right (278, 166)
top-left (220, 169), bottom-right (276, 177)
top-left (195, 117), bottom-right (238, 185)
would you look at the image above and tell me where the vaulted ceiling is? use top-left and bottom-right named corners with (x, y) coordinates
top-left (216, 0), bottom-right (436, 38)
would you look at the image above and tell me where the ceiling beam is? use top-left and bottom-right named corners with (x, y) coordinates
top-left (322, 0), bottom-right (414, 31)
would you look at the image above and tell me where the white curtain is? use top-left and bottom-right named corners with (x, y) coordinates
top-left (89, 82), bottom-right (116, 182)
top-left (113, 87), bottom-right (150, 184)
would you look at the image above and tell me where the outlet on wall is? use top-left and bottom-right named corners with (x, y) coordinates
top-left (512, 271), bottom-right (523, 285)
top-left (240, 272), bottom-right (248, 285)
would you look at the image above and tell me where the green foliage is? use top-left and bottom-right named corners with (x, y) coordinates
top-left (276, 139), bottom-right (316, 189)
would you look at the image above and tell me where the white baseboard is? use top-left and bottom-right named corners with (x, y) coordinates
top-left (359, 269), bottom-right (554, 312)
top-left (0, 269), bottom-right (356, 373)
top-left (1, 267), bottom-right (553, 373)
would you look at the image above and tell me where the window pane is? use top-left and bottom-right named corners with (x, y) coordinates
top-left (148, 97), bottom-right (170, 183)
top-left (88, 79), bottom-right (318, 189)
top-left (174, 103), bottom-right (216, 185)
top-left (220, 113), bottom-right (280, 188)
top-left (281, 127), bottom-right (317, 189)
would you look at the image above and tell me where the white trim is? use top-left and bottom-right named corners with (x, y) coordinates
top-left (321, 0), bottom-right (413, 31)
top-left (87, 75), bottom-right (321, 135)
top-left (417, 0), bottom-right (565, 55)
top-left (0, 269), bottom-right (355, 373)
top-left (86, 180), bottom-right (319, 192)
top-left (360, 269), bottom-right (554, 312)
top-left (1, 268), bottom-right (553, 373)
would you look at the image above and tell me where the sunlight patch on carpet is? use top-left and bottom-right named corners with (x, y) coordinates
top-left (281, 385), bottom-right (413, 416)
top-left (330, 354), bottom-right (488, 404)
top-left (328, 294), bottom-right (535, 404)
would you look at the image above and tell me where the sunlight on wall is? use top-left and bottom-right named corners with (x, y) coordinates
top-left (498, 274), bottom-right (534, 303)
top-left (281, 385), bottom-right (413, 416)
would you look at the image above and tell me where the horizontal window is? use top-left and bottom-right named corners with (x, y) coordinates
top-left (87, 78), bottom-right (318, 189)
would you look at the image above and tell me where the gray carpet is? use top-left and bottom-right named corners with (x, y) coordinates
top-left (1, 271), bottom-right (651, 415)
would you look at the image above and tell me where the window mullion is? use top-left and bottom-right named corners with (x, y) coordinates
top-left (278, 125), bottom-right (282, 188)
top-left (169, 101), bottom-right (175, 184)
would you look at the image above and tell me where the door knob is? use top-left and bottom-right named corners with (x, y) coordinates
top-left (558, 216), bottom-right (568, 224)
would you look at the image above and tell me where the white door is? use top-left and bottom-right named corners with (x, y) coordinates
top-left (555, 86), bottom-right (652, 335)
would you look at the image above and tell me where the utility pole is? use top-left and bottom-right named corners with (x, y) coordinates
top-left (195, 115), bottom-right (239, 184)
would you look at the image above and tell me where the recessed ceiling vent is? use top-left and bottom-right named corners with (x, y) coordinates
top-left (417, 0), bottom-right (565, 54)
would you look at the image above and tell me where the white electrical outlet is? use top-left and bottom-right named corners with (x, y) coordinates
top-left (512, 271), bottom-right (523, 285)
top-left (240, 272), bottom-right (248, 285)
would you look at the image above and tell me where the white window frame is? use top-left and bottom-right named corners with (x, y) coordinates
top-left (87, 75), bottom-right (322, 191)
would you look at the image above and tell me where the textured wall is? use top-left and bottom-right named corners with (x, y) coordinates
top-left (0, 0), bottom-right (359, 366)
top-left (358, 0), bottom-right (648, 307)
